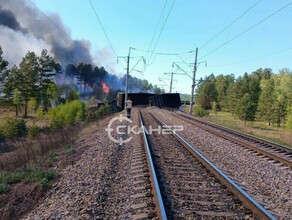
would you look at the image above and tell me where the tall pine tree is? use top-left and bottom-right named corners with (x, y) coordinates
top-left (38, 49), bottom-right (59, 111)
top-left (19, 51), bottom-right (39, 117)
top-left (0, 46), bottom-right (9, 95)
top-left (256, 78), bottom-right (275, 125)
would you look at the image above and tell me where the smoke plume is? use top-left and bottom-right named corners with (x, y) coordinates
top-left (0, 0), bottom-right (92, 65)
top-left (0, 6), bottom-right (25, 32)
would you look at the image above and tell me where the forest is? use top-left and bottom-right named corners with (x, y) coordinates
top-left (195, 68), bottom-right (292, 128)
top-left (0, 46), bottom-right (164, 117)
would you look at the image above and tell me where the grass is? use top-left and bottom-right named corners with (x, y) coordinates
top-left (0, 124), bottom-right (79, 171)
top-left (0, 106), bottom-right (50, 124)
top-left (0, 183), bottom-right (9, 194)
top-left (0, 165), bottom-right (57, 194)
top-left (203, 111), bottom-right (292, 148)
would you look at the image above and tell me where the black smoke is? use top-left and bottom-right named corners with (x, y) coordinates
top-left (0, 6), bottom-right (24, 32)
top-left (0, 0), bottom-right (92, 65)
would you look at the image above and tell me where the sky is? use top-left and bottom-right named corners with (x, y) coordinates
top-left (1, 0), bottom-right (292, 94)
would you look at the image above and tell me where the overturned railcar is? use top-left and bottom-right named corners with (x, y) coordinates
top-left (149, 93), bottom-right (181, 108)
top-left (117, 92), bottom-right (156, 109)
top-left (117, 92), bottom-right (181, 110)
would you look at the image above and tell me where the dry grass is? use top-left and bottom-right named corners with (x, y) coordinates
top-left (0, 125), bottom-right (79, 171)
top-left (204, 112), bottom-right (292, 147)
top-left (0, 107), bottom-right (50, 129)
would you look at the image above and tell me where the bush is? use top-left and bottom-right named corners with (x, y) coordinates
top-left (36, 108), bottom-right (45, 119)
top-left (47, 149), bottom-right (58, 164)
top-left (212, 101), bottom-right (218, 115)
top-left (0, 171), bottom-right (25, 184)
top-left (28, 123), bottom-right (38, 139)
top-left (49, 100), bottom-right (87, 130)
top-left (86, 111), bottom-right (96, 122)
top-left (24, 166), bottom-right (57, 187)
top-left (0, 183), bottom-right (9, 194)
top-left (286, 106), bottom-right (292, 129)
top-left (29, 97), bottom-right (38, 112)
top-left (96, 103), bottom-right (111, 118)
top-left (194, 106), bottom-right (209, 117)
top-left (16, 119), bottom-right (27, 137)
top-left (50, 116), bottom-right (63, 130)
top-left (0, 167), bottom-right (57, 192)
top-left (86, 103), bottom-right (111, 122)
top-left (0, 117), bottom-right (27, 140)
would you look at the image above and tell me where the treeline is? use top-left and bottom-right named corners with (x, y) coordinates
top-left (0, 47), bottom-right (64, 117)
top-left (195, 68), bottom-right (292, 128)
top-left (0, 46), bottom-right (165, 118)
top-left (66, 63), bottom-right (165, 95)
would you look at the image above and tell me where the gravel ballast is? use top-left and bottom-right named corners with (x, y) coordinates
top-left (149, 107), bottom-right (291, 219)
top-left (23, 112), bottom-right (141, 219)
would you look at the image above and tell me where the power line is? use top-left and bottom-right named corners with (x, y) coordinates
top-left (89, 0), bottom-right (118, 58)
top-left (148, 0), bottom-right (176, 65)
top-left (199, 2), bottom-right (292, 60)
top-left (133, 48), bottom-right (194, 56)
top-left (146, 0), bottom-right (168, 61)
top-left (176, 54), bottom-right (193, 70)
top-left (208, 46), bottom-right (292, 67)
top-left (28, 0), bottom-right (71, 39)
top-left (200, 0), bottom-right (262, 50)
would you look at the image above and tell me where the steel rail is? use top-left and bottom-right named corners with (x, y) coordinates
top-left (174, 112), bottom-right (292, 168)
top-left (139, 111), bottom-right (167, 220)
top-left (177, 111), bottom-right (292, 153)
top-left (146, 109), bottom-right (276, 220)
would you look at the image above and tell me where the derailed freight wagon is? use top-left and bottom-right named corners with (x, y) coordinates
top-left (117, 92), bottom-right (156, 110)
top-left (117, 92), bottom-right (181, 110)
top-left (148, 93), bottom-right (181, 109)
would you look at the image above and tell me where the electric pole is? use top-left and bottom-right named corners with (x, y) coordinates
top-left (120, 47), bottom-right (145, 108)
top-left (165, 71), bottom-right (183, 93)
top-left (169, 72), bottom-right (174, 93)
top-left (125, 47), bottom-right (131, 104)
top-left (190, 48), bottom-right (198, 115)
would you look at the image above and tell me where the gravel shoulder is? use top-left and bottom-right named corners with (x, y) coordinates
top-left (149, 107), bottom-right (292, 219)
top-left (23, 111), bottom-right (144, 219)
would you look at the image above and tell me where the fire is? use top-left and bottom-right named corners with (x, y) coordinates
top-left (102, 81), bottom-right (110, 94)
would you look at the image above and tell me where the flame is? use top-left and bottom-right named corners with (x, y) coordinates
top-left (102, 81), bottom-right (110, 94)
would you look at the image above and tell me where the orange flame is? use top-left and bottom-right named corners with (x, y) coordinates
top-left (102, 81), bottom-right (110, 94)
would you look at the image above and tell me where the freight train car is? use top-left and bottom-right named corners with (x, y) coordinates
top-left (117, 92), bottom-right (156, 109)
top-left (149, 93), bottom-right (181, 109)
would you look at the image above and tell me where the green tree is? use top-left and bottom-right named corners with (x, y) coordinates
top-left (225, 83), bottom-right (238, 116)
top-left (226, 72), bottom-right (260, 121)
top-left (13, 88), bottom-right (21, 117)
top-left (19, 51), bottom-right (39, 117)
top-left (248, 72), bottom-right (261, 121)
top-left (272, 71), bottom-right (292, 127)
top-left (154, 85), bottom-right (165, 94)
top-left (215, 74), bottom-right (234, 110)
top-left (236, 93), bottom-right (253, 125)
top-left (196, 76), bottom-right (217, 109)
top-left (252, 68), bottom-right (273, 81)
top-left (2, 65), bottom-right (20, 100)
top-left (256, 79), bottom-right (275, 125)
top-left (46, 83), bottom-right (59, 107)
top-left (37, 49), bottom-right (59, 111)
top-left (68, 88), bottom-right (80, 101)
top-left (212, 101), bottom-right (218, 114)
top-left (76, 63), bottom-right (94, 92)
top-left (286, 106), bottom-right (292, 129)
top-left (0, 46), bottom-right (9, 91)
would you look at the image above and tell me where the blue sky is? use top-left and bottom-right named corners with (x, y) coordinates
top-left (31, 0), bottom-right (292, 94)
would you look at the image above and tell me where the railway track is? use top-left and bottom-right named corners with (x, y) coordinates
top-left (173, 111), bottom-right (292, 168)
top-left (139, 108), bottom-right (275, 220)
